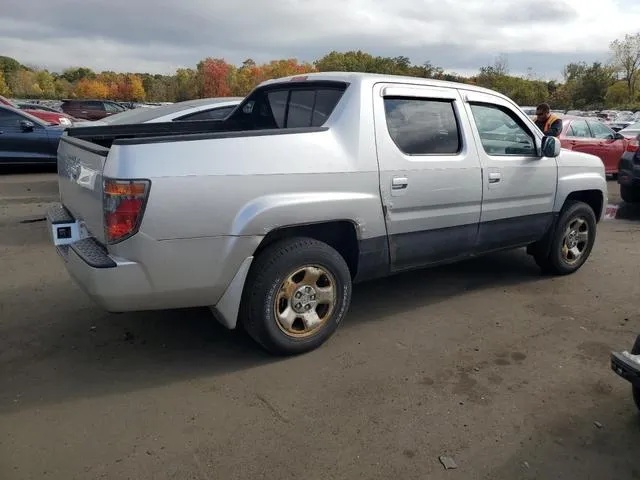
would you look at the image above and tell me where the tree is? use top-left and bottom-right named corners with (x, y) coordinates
top-left (0, 56), bottom-right (24, 81)
top-left (605, 81), bottom-right (629, 107)
top-left (74, 78), bottom-right (110, 98)
top-left (610, 32), bottom-right (640, 102)
top-left (7, 70), bottom-right (43, 98)
top-left (35, 70), bottom-right (56, 98)
top-left (172, 68), bottom-right (198, 101)
top-left (62, 67), bottom-right (96, 83)
top-left (0, 71), bottom-right (10, 96)
top-left (197, 58), bottom-right (235, 97)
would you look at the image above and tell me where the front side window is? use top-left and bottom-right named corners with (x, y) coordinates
top-left (569, 120), bottom-right (591, 138)
top-left (469, 103), bottom-right (536, 156)
top-left (383, 98), bottom-right (461, 155)
top-left (588, 120), bottom-right (614, 139)
top-left (0, 109), bottom-right (23, 127)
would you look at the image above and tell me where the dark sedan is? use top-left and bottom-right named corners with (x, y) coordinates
top-left (0, 105), bottom-right (64, 165)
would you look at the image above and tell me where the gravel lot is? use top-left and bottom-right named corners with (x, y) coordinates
top-left (1, 172), bottom-right (639, 480)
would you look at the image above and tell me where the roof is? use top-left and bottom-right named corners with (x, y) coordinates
top-left (259, 71), bottom-right (515, 102)
top-left (96, 97), bottom-right (243, 125)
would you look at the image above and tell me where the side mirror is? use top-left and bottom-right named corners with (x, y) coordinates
top-left (20, 120), bottom-right (34, 132)
top-left (541, 136), bottom-right (561, 158)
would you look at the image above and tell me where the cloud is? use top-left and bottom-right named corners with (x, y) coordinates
top-left (1, 0), bottom-right (639, 79)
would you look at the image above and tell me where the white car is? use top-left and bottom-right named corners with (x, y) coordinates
top-left (619, 122), bottom-right (640, 138)
top-left (72, 97), bottom-right (243, 127)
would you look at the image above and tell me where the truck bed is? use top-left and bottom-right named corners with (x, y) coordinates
top-left (66, 119), bottom-right (239, 149)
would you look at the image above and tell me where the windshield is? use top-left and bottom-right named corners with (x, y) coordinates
top-left (616, 113), bottom-right (634, 122)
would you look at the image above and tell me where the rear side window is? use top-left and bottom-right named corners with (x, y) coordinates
top-left (569, 120), bottom-right (591, 138)
top-left (230, 82), bottom-right (347, 130)
top-left (383, 98), bottom-right (461, 155)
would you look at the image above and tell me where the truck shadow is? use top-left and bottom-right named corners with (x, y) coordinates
top-left (0, 249), bottom-right (542, 413)
top-left (612, 202), bottom-right (640, 221)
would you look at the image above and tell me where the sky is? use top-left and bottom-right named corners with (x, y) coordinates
top-left (1, 0), bottom-right (639, 81)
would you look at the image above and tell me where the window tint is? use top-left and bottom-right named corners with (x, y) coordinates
top-left (267, 90), bottom-right (288, 128)
top-left (175, 106), bottom-right (235, 121)
top-left (588, 120), bottom-right (614, 139)
top-left (469, 103), bottom-right (536, 156)
top-left (287, 90), bottom-right (315, 127)
top-left (383, 98), bottom-right (461, 155)
top-left (229, 83), bottom-right (346, 130)
top-left (568, 120), bottom-right (591, 138)
top-left (0, 109), bottom-right (23, 127)
top-left (312, 89), bottom-right (343, 126)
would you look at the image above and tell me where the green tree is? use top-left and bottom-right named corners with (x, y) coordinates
top-left (610, 32), bottom-right (640, 102)
top-left (605, 81), bottom-right (629, 107)
top-left (61, 67), bottom-right (96, 83)
top-left (35, 70), bottom-right (56, 98)
top-left (0, 71), bottom-right (10, 96)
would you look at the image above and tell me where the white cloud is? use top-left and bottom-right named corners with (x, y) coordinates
top-left (0, 0), bottom-right (639, 79)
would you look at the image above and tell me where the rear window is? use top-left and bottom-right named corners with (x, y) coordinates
top-left (229, 81), bottom-right (347, 130)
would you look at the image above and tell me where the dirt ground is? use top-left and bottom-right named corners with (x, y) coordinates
top-left (1, 173), bottom-right (639, 480)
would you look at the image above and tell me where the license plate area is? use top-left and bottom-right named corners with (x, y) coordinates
top-left (50, 220), bottom-right (90, 246)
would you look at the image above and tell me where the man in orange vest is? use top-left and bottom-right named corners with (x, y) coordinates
top-left (534, 103), bottom-right (562, 137)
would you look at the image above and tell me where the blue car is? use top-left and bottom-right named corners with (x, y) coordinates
top-left (0, 104), bottom-right (65, 165)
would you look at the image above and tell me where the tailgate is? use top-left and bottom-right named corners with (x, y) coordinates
top-left (57, 135), bottom-right (109, 244)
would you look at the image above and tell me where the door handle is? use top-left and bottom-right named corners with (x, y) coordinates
top-left (392, 177), bottom-right (408, 190)
top-left (488, 172), bottom-right (501, 183)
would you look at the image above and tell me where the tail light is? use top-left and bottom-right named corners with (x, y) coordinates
top-left (103, 178), bottom-right (150, 244)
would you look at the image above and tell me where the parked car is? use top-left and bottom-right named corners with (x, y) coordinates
top-left (609, 112), bottom-right (636, 132)
top-left (47, 72), bottom-right (607, 355)
top-left (611, 335), bottom-right (640, 412)
top-left (0, 104), bottom-right (64, 164)
top-left (617, 135), bottom-right (640, 202)
top-left (558, 115), bottom-right (628, 175)
top-left (17, 103), bottom-right (62, 113)
top-left (72, 97), bottom-right (243, 127)
top-left (619, 122), bottom-right (640, 138)
top-left (0, 95), bottom-right (74, 126)
top-left (60, 99), bottom-right (128, 120)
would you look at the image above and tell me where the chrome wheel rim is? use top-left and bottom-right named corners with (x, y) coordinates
top-left (561, 216), bottom-right (589, 264)
top-left (273, 265), bottom-right (337, 338)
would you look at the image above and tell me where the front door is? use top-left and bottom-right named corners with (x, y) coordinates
top-left (373, 83), bottom-right (483, 272)
top-left (563, 119), bottom-right (600, 157)
top-left (587, 119), bottom-right (625, 174)
top-left (462, 91), bottom-right (558, 252)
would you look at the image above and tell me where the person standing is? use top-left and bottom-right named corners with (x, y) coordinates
top-left (534, 103), bottom-right (562, 137)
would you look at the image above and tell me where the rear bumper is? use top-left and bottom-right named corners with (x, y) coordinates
top-left (47, 204), bottom-right (262, 319)
top-left (47, 204), bottom-right (159, 311)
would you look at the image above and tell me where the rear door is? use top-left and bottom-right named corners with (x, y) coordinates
top-left (373, 83), bottom-right (483, 272)
top-left (563, 119), bottom-right (600, 156)
top-left (462, 91), bottom-right (557, 252)
top-left (587, 119), bottom-right (625, 174)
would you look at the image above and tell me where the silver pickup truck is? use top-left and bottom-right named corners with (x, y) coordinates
top-left (48, 72), bottom-right (608, 355)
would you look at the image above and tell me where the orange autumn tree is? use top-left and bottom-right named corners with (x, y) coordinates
top-left (197, 58), bottom-right (235, 97)
top-left (74, 78), bottom-right (110, 98)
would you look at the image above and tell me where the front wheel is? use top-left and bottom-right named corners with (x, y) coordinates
top-left (620, 185), bottom-right (640, 203)
top-left (533, 200), bottom-right (597, 275)
top-left (240, 237), bottom-right (352, 355)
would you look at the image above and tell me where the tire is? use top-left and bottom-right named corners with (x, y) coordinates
top-left (533, 200), bottom-right (597, 275)
top-left (240, 237), bottom-right (352, 355)
top-left (620, 185), bottom-right (640, 203)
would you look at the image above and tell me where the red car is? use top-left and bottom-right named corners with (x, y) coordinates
top-left (558, 115), bottom-right (629, 175)
top-left (0, 95), bottom-right (75, 126)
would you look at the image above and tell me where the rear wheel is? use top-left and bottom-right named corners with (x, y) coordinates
top-left (620, 185), bottom-right (640, 203)
top-left (533, 200), bottom-right (596, 275)
top-left (241, 237), bottom-right (352, 355)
